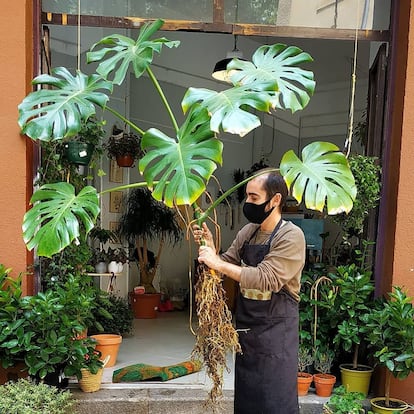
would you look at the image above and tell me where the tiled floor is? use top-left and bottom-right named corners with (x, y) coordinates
top-left (100, 311), bottom-right (235, 391)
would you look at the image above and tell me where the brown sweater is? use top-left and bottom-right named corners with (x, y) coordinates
top-left (221, 220), bottom-right (306, 301)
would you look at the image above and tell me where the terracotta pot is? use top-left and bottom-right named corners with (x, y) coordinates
top-left (370, 397), bottom-right (409, 414)
top-left (116, 154), bottom-right (134, 167)
top-left (340, 363), bottom-right (373, 396)
top-left (90, 334), bottom-right (122, 368)
top-left (129, 292), bottom-right (161, 319)
top-left (0, 362), bottom-right (28, 385)
top-left (297, 372), bottom-right (313, 396)
top-left (313, 373), bottom-right (336, 397)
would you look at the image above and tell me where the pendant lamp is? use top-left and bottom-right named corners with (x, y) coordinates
top-left (212, 35), bottom-right (244, 82)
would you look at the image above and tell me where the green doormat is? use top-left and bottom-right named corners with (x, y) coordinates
top-left (112, 360), bottom-right (202, 382)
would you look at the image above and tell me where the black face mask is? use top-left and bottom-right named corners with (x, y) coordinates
top-left (243, 199), bottom-right (274, 224)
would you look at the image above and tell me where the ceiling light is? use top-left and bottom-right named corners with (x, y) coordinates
top-left (212, 35), bottom-right (244, 82)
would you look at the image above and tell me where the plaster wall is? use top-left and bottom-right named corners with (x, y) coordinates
top-left (388, 0), bottom-right (414, 401)
top-left (0, 1), bottom-right (33, 292)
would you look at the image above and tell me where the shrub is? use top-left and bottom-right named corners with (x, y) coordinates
top-left (0, 378), bottom-right (75, 414)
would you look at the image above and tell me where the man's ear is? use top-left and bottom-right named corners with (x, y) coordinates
top-left (271, 193), bottom-right (282, 208)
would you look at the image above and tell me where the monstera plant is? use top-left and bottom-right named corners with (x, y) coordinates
top-left (18, 19), bottom-right (356, 257)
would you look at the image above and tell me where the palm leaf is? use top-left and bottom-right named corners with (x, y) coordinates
top-left (87, 19), bottom-right (179, 85)
top-left (139, 106), bottom-right (222, 206)
top-left (22, 183), bottom-right (99, 257)
top-left (280, 142), bottom-right (357, 214)
top-left (18, 67), bottom-right (112, 141)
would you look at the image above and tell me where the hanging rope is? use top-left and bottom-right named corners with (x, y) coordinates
top-left (344, 0), bottom-right (360, 157)
top-left (77, 0), bottom-right (81, 71)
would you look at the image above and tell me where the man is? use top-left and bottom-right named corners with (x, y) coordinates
top-left (195, 169), bottom-right (306, 413)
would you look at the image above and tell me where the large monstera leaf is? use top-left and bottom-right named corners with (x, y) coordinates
top-left (139, 106), bottom-right (222, 206)
top-left (182, 44), bottom-right (315, 137)
top-left (182, 83), bottom-right (277, 137)
top-left (87, 19), bottom-right (179, 85)
top-left (228, 44), bottom-right (315, 113)
top-left (280, 142), bottom-right (356, 214)
top-left (23, 183), bottom-right (100, 257)
top-left (18, 67), bottom-right (112, 141)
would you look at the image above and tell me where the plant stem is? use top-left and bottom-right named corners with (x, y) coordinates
top-left (105, 106), bottom-right (145, 136)
top-left (147, 67), bottom-right (179, 133)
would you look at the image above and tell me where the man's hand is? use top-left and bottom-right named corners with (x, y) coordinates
top-left (192, 222), bottom-right (215, 250)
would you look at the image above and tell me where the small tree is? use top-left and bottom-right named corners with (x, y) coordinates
top-left (362, 287), bottom-right (414, 408)
top-left (117, 188), bottom-right (182, 293)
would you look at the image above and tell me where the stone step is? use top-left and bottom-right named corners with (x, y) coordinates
top-left (71, 387), bottom-right (364, 414)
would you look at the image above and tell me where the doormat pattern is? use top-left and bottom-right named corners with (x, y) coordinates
top-left (112, 360), bottom-right (202, 382)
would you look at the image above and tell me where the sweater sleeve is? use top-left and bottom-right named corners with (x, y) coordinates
top-left (239, 222), bottom-right (305, 300)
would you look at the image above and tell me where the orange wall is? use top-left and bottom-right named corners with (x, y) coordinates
top-left (0, 1), bottom-right (34, 293)
top-left (389, 0), bottom-right (414, 402)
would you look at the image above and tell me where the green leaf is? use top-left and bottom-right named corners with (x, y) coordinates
top-left (228, 43), bottom-right (316, 112)
top-left (22, 183), bottom-right (100, 257)
top-left (18, 67), bottom-right (112, 141)
top-left (87, 19), bottom-right (179, 85)
top-left (280, 141), bottom-right (357, 214)
top-left (182, 83), bottom-right (275, 137)
top-left (139, 106), bottom-right (223, 206)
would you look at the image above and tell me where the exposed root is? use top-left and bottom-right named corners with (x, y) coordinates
top-left (192, 265), bottom-right (241, 408)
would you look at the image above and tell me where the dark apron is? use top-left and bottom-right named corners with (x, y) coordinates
top-left (234, 221), bottom-right (299, 414)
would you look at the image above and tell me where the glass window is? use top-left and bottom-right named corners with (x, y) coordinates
top-left (42, 0), bottom-right (390, 31)
top-left (42, 0), bottom-right (213, 21)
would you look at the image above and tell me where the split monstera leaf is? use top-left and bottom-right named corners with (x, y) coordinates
top-left (18, 19), bottom-right (356, 257)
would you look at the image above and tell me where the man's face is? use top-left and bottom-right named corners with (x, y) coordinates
top-left (245, 175), bottom-right (268, 205)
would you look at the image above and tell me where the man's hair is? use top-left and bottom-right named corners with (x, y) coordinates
top-left (252, 168), bottom-right (288, 208)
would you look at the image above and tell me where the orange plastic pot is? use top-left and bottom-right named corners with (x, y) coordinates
top-left (90, 334), bottom-right (122, 367)
top-left (313, 373), bottom-right (336, 397)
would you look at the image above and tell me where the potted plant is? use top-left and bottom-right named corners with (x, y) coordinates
top-left (313, 347), bottom-right (337, 397)
top-left (297, 345), bottom-right (314, 396)
top-left (323, 385), bottom-right (372, 414)
top-left (63, 116), bottom-right (105, 166)
top-left (118, 188), bottom-right (182, 294)
top-left (0, 378), bottom-right (76, 414)
top-left (331, 241), bottom-right (375, 395)
top-left (362, 287), bottom-right (414, 413)
top-left (90, 247), bottom-right (107, 273)
top-left (107, 246), bottom-right (128, 273)
top-left (328, 154), bottom-right (381, 266)
top-left (104, 126), bottom-right (143, 167)
top-left (118, 188), bottom-right (183, 318)
top-left (88, 292), bottom-right (134, 336)
top-left (0, 268), bottom-right (102, 386)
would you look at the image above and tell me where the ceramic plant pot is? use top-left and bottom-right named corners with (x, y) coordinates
top-left (313, 373), bottom-right (336, 397)
top-left (297, 372), bottom-right (313, 396)
top-left (90, 334), bottom-right (122, 368)
top-left (370, 397), bottom-right (409, 413)
top-left (95, 262), bottom-right (107, 274)
top-left (340, 363), bottom-right (373, 396)
top-left (129, 292), bottom-right (161, 319)
top-left (116, 154), bottom-right (134, 167)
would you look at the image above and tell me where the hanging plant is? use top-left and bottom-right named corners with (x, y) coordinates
top-left (104, 127), bottom-right (143, 167)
